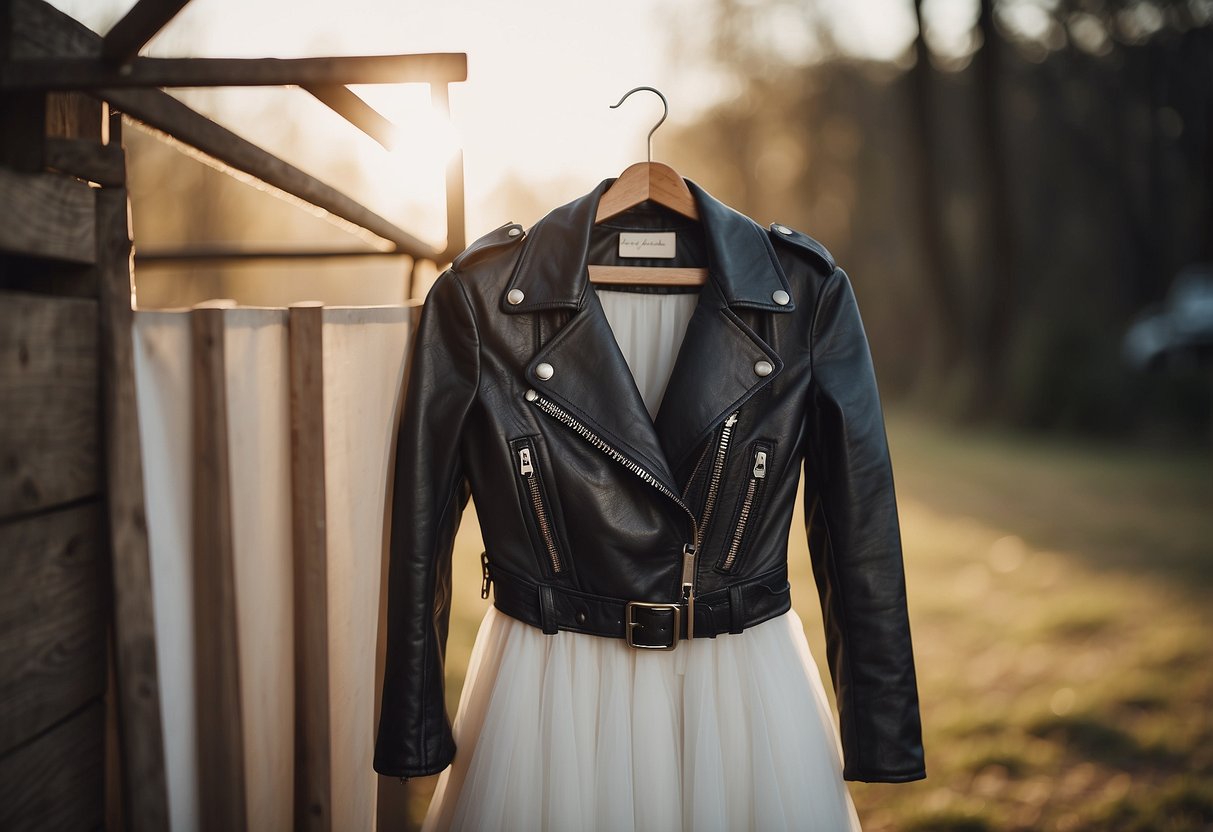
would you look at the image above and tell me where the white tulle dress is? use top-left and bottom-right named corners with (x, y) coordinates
top-left (420, 287), bottom-right (863, 832)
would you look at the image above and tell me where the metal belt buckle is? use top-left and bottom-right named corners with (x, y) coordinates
top-left (625, 601), bottom-right (682, 650)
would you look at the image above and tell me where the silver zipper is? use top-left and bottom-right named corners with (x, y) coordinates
top-left (694, 410), bottom-right (740, 555)
top-left (526, 391), bottom-right (704, 636)
top-left (518, 445), bottom-right (564, 574)
top-left (720, 448), bottom-right (768, 571)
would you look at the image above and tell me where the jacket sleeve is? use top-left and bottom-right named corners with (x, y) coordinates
top-left (374, 268), bottom-right (478, 778)
top-left (802, 266), bottom-right (926, 783)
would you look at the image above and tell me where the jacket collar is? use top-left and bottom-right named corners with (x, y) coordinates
top-left (500, 177), bottom-right (795, 496)
top-left (501, 177), bottom-right (795, 314)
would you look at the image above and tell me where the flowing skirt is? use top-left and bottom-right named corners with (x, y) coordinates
top-left (420, 603), bottom-right (863, 832)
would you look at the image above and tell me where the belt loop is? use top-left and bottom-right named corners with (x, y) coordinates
top-left (539, 584), bottom-right (559, 634)
top-left (728, 584), bottom-right (745, 634)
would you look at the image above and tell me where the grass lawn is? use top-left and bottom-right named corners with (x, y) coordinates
top-left (399, 407), bottom-right (1213, 831)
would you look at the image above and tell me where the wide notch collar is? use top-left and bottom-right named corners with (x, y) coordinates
top-left (500, 176), bottom-right (796, 498)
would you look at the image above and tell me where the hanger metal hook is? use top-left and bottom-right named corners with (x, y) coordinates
top-left (609, 86), bottom-right (668, 163)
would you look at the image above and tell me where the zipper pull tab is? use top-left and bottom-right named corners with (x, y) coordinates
top-left (681, 542), bottom-right (697, 590)
top-left (753, 449), bottom-right (768, 479)
top-left (725, 411), bottom-right (739, 428)
top-left (480, 550), bottom-right (492, 599)
top-left (518, 447), bottom-right (534, 476)
top-left (681, 542), bottom-right (697, 641)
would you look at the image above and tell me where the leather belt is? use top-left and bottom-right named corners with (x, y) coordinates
top-left (487, 558), bottom-right (793, 649)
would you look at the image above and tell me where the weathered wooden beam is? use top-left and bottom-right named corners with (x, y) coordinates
top-left (102, 86), bottom-right (440, 258)
top-left (0, 291), bottom-right (99, 519)
top-left (45, 90), bottom-right (104, 140)
top-left (0, 53), bottom-right (469, 90)
top-left (432, 84), bottom-right (466, 262)
top-left (97, 186), bottom-right (170, 832)
top-left (100, 0), bottom-right (193, 65)
top-left (288, 302), bottom-right (332, 831)
top-left (0, 168), bottom-right (96, 263)
top-left (136, 246), bottom-right (412, 264)
top-left (190, 301), bottom-right (249, 832)
top-left (0, 701), bottom-right (105, 831)
top-left (304, 84), bottom-right (396, 151)
top-left (45, 137), bottom-right (126, 186)
top-left (0, 503), bottom-right (106, 756)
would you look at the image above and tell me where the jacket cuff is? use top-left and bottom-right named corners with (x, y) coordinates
top-left (372, 743), bottom-right (456, 780)
top-left (843, 764), bottom-right (927, 783)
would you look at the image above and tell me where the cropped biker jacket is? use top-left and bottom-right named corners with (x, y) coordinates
top-left (373, 176), bottom-right (927, 785)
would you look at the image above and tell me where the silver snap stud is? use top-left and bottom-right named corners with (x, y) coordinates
top-left (774, 224), bottom-right (793, 235)
top-left (524, 389), bottom-right (538, 401)
top-left (772, 289), bottom-right (790, 305)
top-left (576, 611), bottom-right (587, 624)
top-left (754, 360), bottom-right (774, 377)
top-left (535, 362), bottom-right (554, 380)
top-left (507, 227), bottom-right (522, 237)
top-left (507, 288), bottom-right (525, 305)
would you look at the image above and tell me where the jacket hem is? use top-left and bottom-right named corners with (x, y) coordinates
top-left (488, 557), bottom-right (792, 640)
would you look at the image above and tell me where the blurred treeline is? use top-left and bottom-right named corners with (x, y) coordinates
top-left (662, 0), bottom-right (1212, 443)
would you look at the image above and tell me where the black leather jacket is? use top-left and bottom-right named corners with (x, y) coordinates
top-left (373, 177), bottom-right (926, 785)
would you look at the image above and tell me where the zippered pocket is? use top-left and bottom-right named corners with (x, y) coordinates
top-left (715, 440), bottom-right (774, 573)
top-left (509, 436), bottom-right (566, 575)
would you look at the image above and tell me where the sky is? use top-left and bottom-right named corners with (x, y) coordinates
top-left (51, 0), bottom-right (928, 249)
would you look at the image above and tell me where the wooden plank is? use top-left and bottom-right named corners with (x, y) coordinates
top-left (44, 90), bottom-right (103, 140)
top-left (45, 136), bottom-right (126, 186)
top-left (5, 0), bottom-right (103, 63)
top-left (97, 186), bottom-right (170, 831)
top-left (0, 290), bottom-right (99, 519)
top-left (190, 303), bottom-right (248, 832)
top-left (432, 84), bottom-right (465, 262)
top-left (289, 303), bottom-right (332, 831)
top-left (0, 53), bottom-right (470, 89)
top-left (0, 701), bottom-right (105, 832)
top-left (0, 503), bottom-right (106, 755)
top-left (135, 245), bottom-right (409, 264)
top-left (100, 0), bottom-right (193, 65)
top-left (304, 84), bottom-right (396, 151)
top-left (0, 168), bottom-right (96, 263)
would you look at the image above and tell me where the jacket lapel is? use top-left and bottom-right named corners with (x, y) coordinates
top-left (527, 279), bottom-right (680, 491)
top-left (499, 177), bottom-right (797, 497)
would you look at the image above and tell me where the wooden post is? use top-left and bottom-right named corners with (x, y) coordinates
top-left (97, 181), bottom-right (171, 832)
top-left (288, 301), bottom-right (332, 831)
top-left (190, 300), bottom-right (248, 832)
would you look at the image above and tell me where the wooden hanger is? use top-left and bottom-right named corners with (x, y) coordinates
top-left (589, 87), bottom-right (707, 287)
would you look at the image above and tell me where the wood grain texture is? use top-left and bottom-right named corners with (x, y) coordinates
top-left (0, 290), bottom-right (99, 518)
top-left (0, 167), bottom-right (96, 263)
top-left (594, 161), bottom-right (699, 222)
top-left (46, 137), bottom-right (126, 186)
top-left (191, 305), bottom-right (248, 832)
top-left (0, 701), bottom-right (105, 832)
top-left (97, 186), bottom-right (170, 831)
top-left (289, 303), bottom-right (332, 831)
top-left (587, 264), bottom-right (707, 285)
top-left (0, 503), bottom-right (106, 755)
top-left (44, 90), bottom-right (103, 141)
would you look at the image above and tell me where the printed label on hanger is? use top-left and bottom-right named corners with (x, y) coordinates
top-left (618, 232), bottom-right (677, 259)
